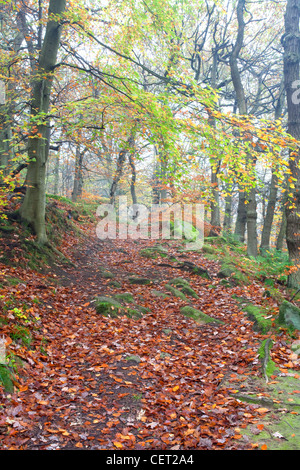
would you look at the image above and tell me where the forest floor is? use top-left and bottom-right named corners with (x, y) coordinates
top-left (0, 197), bottom-right (299, 451)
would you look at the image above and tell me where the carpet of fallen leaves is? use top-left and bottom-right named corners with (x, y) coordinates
top-left (0, 214), bottom-right (299, 450)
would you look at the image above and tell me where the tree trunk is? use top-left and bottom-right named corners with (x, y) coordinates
top-left (260, 171), bottom-right (278, 252)
top-left (209, 52), bottom-right (221, 235)
top-left (110, 131), bottom-right (135, 205)
top-left (128, 152), bottom-right (137, 206)
top-left (234, 190), bottom-right (247, 243)
top-left (72, 146), bottom-right (85, 202)
top-left (260, 79), bottom-right (285, 253)
top-left (282, 0), bottom-right (300, 287)
top-left (53, 151), bottom-right (60, 195)
top-left (230, 0), bottom-right (248, 245)
top-left (276, 202), bottom-right (287, 251)
top-left (230, 0), bottom-right (258, 255)
top-left (19, 0), bottom-right (66, 244)
top-left (246, 184), bottom-right (258, 257)
top-left (223, 190), bottom-right (232, 233)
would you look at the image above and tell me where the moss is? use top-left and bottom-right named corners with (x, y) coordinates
top-left (180, 306), bottom-right (224, 324)
top-left (108, 280), bottom-right (122, 288)
top-left (140, 248), bottom-right (159, 259)
top-left (235, 298), bottom-right (272, 333)
top-left (258, 338), bottom-right (276, 379)
top-left (3, 276), bottom-right (22, 286)
top-left (0, 364), bottom-right (14, 393)
top-left (128, 276), bottom-right (151, 285)
top-left (168, 277), bottom-right (190, 287)
top-left (139, 244), bottom-right (169, 259)
top-left (165, 284), bottom-right (187, 300)
top-left (100, 269), bottom-right (114, 279)
top-left (0, 225), bottom-right (15, 233)
top-left (151, 290), bottom-right (169, 299)
top-left (10, 325), bottom-right (32, 347)
top-left (204, 236), bottom-right (227, 245)
top-left (278, 300), bottom-right (300, 331)
top-left (125, 355), bottom-right (141, 363)
top-left (94, 296), bottom-right (124, 317)
top-left (180, 285), bottom-right (199, 299)
top-left (115, 292), bottom-right (135, 303)
top-left (202, 244), bottom-right (220, 254)
top-left (217, 262), bottom-right (249, 285)
top-left (94, 293), bottom-right (149, 319)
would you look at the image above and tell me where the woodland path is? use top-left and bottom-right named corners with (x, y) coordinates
top-left (0, 229), bottom-right (296, 450)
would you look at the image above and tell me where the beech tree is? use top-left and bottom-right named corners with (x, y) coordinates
top-left (282, 0), bottom-right (300, 287)
top-left (19, 0), bottom-right (66, 244)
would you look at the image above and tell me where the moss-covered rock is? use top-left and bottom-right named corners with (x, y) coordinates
top-left (165, 284), bottom-right (187, 300)
top-left (0, 364), bottom-right (14, 393)
top-left (115, 292), bottom-right (135, 303)
top-left (139, 244), bottom-right (168, 259)
top-left (204, 236), bottom-right (227, 245)
top-left (168, 277), bottom-right (190, 287)
top-left (150, 289), bottom-right (169, 299)
top-left (278, 301), bottom-right (300, 331)
top-left (234, 297), bottom-right (272, 333)
top-left (128, 276), bottom-right (151, 285)
top-left (258, 338), bottom-right (276, 380)
top-left (217, 263), bottom-right (249, 285)
top-left (125, 355), bottom-right (141, 363)
top-left (180, 285), bottom-right (199, 299)
top-left (180, 306), bottom-right (224, 324)
top-left (202, 244), bottom-right (220, 255)
top-left (94, 296), bottom-right (142, 319)
top-left (108, 280), bottom-right (122, 288)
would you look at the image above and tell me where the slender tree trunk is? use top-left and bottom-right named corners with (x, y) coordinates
top-left (276, 202), bottom-right (287, 251)
top-left (72, 146), bottom-right (85, 202)
top-left (128, 152), bottom-right (137, 205)
top-left (209, 52), bottom-right (221, 235)
top-left (230, 0), bottom-right (248, 245)
top-left (223, 190), bottom-right (232, 233)
top-left (260, 79), bottom-right (285, 253)
top-left (234, 190), bottom-right (247, 243)
top-left (246, 182), bottom-right (258, 257)
top-left (282, 0), bottom-right (300, 287)
top-left (53, 151), bottom-right (60, 195)
top-left (110, 131), bottom-right (135, 205)
top-left (19, 0), bottom-right (66, 244)
top-left (230, 0), bottom-right (258, 256)
top-left (260, 171), bottom-right (278, 252)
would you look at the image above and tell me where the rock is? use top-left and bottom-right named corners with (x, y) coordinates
top-left (180, 285), bottom-right (199, 299)
top-left (125, 355), bottom-right (141, 363)
top-left (99, 268), bottom-right (114, 279)
top-left (115, 292), bottom-right (135, 303)
top-left (139, 244), bottom-right (168, 259)
top-left (168, 278), bottom-right (199, 298)
top-left (217, 265), bottom-right (235, 278)
top-left (173, 220), bottom-right (199, 241)
top-left (162, 328), bottom-right (172, 335)
top-left (128, 276), bottom-right (151, 285)
top-left (151, 289), bottom-right (169, 299)
top-left (165, 284), bottom-right (187, 300)
top-left (94, 296), bottom-right (142, 319)
top-left (202, 244), bottom-right (219, 254)
top-left (108, 280), bottom-right (122, 288)
top-left (180, 306), bottom-right (224, 324)
top-left (168, 277), bottom-right (190, 287)
top-left (278, 301), bottom-right (300, 331)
